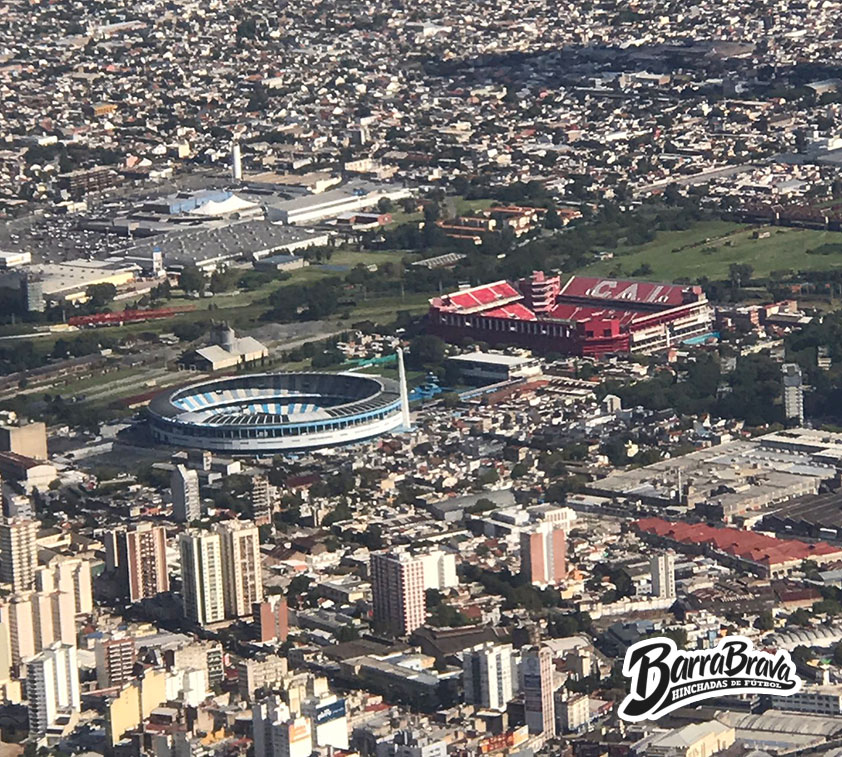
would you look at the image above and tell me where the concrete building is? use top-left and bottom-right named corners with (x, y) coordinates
top-left (522, 646), bottom-right (555, 737)
top-left (520, 521), bottom-right (566, 588)
top-left (105, 523), bottom-right (170, 603)
top-left (179, 530), bottom-right (224, 626)
top-left (254, 596), bottom-right (289, 643)
top-left (556, 692), bottom-right (590, 733)
top-left (783, 363), bottom-right (805, 425)
top-left (216, 519), bottom-right (263, 618)
top-left (462, 642), bottom-right (514, 711)
top-left (106, 668), bottom-right (168, 749)
top-left (446, 351), bottom-right (542, 385)
top-left (251, 476), bottom-right (278, 526)
top-left (371, 550), bottom-right (426, 637)
top-left (419, 549), bottom-right (458, 591)
top-left (95, 635), bottom-right (136, 689)
top-left (253, 696), bottom-right (312, 757)
top-left (0, 518), bottom-right (38, 592)
top-left (25, 642), bottom-right (80, 737)
top-left (35, 559), bottom-right (93, 615)
top-left (651, 553), bottom-right (676, 600)
top-left (178, 324), bottom-right (269, 373)
top-left (776, 684), bottom-right (842, 716)
top-left (0, 422), bottom-right (47, 460)
top-left (300, 693), bottom-right (349, 750)
top-left (237, 654), bottom-right (288, 701)
top-left (171, 464), bottom-right (201, 523)
top-left (639, 720), bottom-right (735, 757)
top-left (375, 729), bottom-right (447, 757)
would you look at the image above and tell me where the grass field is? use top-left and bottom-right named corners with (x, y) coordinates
top-left (581, 221), bottom-right (842, 282)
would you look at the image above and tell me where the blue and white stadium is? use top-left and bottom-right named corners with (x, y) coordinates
top-left (147, 366), bottom-right (410, 453)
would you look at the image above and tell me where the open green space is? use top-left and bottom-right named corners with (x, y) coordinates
top-left (581, 220), bottom-right (842, 282)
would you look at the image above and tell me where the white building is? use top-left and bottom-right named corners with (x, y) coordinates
top-left (253, 697), bottom-right (313, 757)
top-left (463, 642), bottom-right (514, 711)
top-left (419, 550), bottom-right (458, 592)
top-left (179, 530), bottom-right (224, 626)
top-left (651, 553), bottom-right (676, 599)
top-left (171, 465), bottom-right (200, 523)
top-left (300, 694), bottom-right (349, 750)
top-left (25, 642), bottom-right (80, 737)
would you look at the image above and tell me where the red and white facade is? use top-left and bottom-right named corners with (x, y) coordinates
top-left (428, 271), bottom-right (714, 357)
top-left (370, 550), bottom-right (426, 636)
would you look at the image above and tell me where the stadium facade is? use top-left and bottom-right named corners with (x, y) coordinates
top-left (147, 352), bottom-right (411, 453)
top-left (428, 272), bottom-right (714, 357)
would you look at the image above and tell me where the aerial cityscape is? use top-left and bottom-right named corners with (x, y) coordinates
top-left (6, 0), bottom-right (842, 756)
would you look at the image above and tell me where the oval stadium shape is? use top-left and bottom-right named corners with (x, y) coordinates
top-left (147, 372), bottom-right (405, 453)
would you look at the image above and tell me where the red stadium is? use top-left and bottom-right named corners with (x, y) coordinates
top-left (428, 271), bottom-right (714, 357)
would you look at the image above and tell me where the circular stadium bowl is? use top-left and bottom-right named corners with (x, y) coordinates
top-left (147, 372), bottom-right (404, 453)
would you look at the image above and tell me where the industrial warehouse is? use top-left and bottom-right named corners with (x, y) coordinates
top-left (428, 271), bottom-right (714, 357)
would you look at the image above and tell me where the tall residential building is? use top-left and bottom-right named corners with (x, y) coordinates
top-left (25, 642), bottom-right (80, 736)
top-left (95, 635), bottom-right (136, 689)
top-left (171, 464), bottom-right (201, 523)
top-left (782, 363), bottom-right (805, 425)
top-left (419, 550), bottom-right (458, 591)
top-left (254, 596), bottom-right (289, 643)
top-left (0, 518), bottom-right (38, 592)
top-left (251, 476), bottom-right (278, 526)
top-left (0, 422), bottom-right (48, 460)
top-left (105, 523), bottom-right (170, 603)
top-left (463, 642), bottom-right (514, 711)
top-left (522, 645), bottom-right (556, 737)
top-left (370, 550), bottom-right (426, 637)
top-left (216, 520), bottom-right (263, 618)
top-left (179, 530), bottom-right (224, 626)
top-left (651, 553), bottom-right (676, 600)
top-left (35, 559), bottom-right (93, 615)
top-left (253, 696), bottom-right (312, 757)
top-left (520, 521), bottom-right (566, 588)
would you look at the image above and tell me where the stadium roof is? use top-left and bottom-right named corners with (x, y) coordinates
top-left (559, 276), bottom-right (699, 307)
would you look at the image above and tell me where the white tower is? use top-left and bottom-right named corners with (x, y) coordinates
top-left (397, 348), bottom-right (411, 431)
top-left (231, 142), bottom-right (242, 181)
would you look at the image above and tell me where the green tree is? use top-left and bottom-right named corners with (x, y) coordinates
top-left (179, 265), bottom-right (206, 294)
top-left (754, 611), bottom-right (775, 631)
top-left (408, 334), bottom-right (446, 369)
top-left (86, 282), bottom-right (117, 307)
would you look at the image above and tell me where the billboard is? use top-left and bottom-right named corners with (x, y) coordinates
top-left (315, 698), bottom-right (346, 725)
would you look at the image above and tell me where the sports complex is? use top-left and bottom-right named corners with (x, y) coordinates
top-left (147, 368), bottom-right (410, 453)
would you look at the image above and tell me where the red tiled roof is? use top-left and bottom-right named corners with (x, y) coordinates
top-left (635, 518), bottom-right (842, 566)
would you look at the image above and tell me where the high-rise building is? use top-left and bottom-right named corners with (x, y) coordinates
top-left (783, 363), bottom-right (805, 425)
top-left (105, 523), bottom-right (170, 603)
top-left (1, 594), bottom-right (35, 664)
top-left (251, 476), bottom-right (278, 526)
top-left (419, 550), bottom-right (458, 591)
top-left (179, 530), bottom-right (224, 626)
top-left (216, 520), bottom-right (263, 618)
top-left (95, 635), bottom-right (136, 689)
top-left (171, 464), bottom-right (201, 523)
top-left (0, 518), bottom-right (38, 592)
top-left (650, 553), bottom-right (676, 600)
top-left (463, 642), bottom-right (514, 711)
top-left (253, 696), bottom-right (312, 757)
top-left (253, 596), bottom-right (288, 643)
top-left (522, 645), bottom-right (556, 737)
top-left (520, 521), bottom-right (566, 588)
top-left (25, 642), bottom-right (80, 736)
top-left (0, 422), bottom-right (47, 460)
top-left (370, 550), bottom-right (426, 636)
top-left (35, 559), bottom-right (93, 615)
